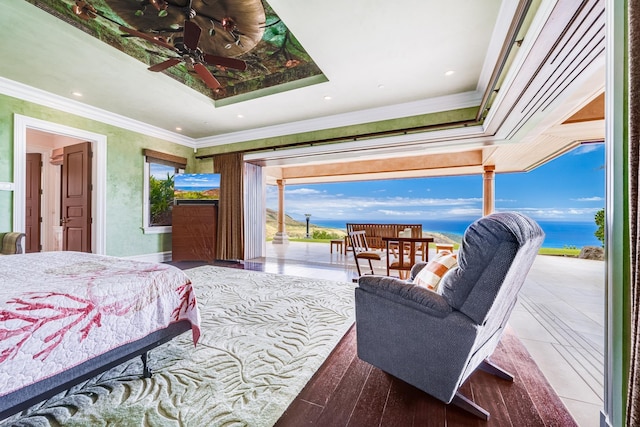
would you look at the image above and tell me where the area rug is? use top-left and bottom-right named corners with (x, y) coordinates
top-left (1, 266), bottom-right (356, 427)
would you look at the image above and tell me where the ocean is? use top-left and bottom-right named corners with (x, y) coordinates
top-left (310, 218), bottom-right (601, 249)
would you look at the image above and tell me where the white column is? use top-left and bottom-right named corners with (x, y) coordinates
top-left (483, 165), bottom-right (495, 216)
top-left (272, 179), bottom-right (289, 244)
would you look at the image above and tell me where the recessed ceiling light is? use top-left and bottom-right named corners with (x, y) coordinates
top-left (323, 95), bottom-right (332, 101)
top-left (445, 70), bottom-right (455, 76)
top-left (72, 91), bottom-right (83, 97)
top-left (237, 114), bottom-right (244, 119)
top-left (175, 127), bottom-right (182, 131)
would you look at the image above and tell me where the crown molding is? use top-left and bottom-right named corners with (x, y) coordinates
top-left (2, 75), bottom-right (483, 151)
top-left (0, 76), bottom-right (196, 148)
top-left (244, 124), bottom-right (489, 166)
top-left (195, 90), bottom-right (483, 148)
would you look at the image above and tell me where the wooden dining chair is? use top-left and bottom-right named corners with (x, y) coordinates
top-left (348, 230), bottom-right (382, 277)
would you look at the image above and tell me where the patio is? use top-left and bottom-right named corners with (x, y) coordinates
top-left (252, 240), bottom-right (605, 427)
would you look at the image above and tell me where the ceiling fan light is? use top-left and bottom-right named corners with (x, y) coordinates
top-left (221, 17), bottom-right (237, 32)
top-left (72, 1), bottom-right (97, 20)
top-left (150, 0), bottom-right (168, 12)
top-left (285, 59), bottom-right (300, 68)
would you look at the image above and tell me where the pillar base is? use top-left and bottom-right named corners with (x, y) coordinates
top-left (272, 232), bottom-right (290, 244)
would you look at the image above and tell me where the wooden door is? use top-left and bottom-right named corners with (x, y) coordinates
top-left (25, 153), bottom-right (42, 253)
top-left (62, 142), bottom-right (92, 252)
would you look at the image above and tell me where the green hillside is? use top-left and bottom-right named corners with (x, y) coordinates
top-left (265, 209), bottom-right (457, 244)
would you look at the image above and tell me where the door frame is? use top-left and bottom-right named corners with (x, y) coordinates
top-left (13, 115), bottom-right (107, 254)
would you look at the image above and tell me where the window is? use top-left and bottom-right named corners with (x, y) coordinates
top-left (142, 150), bottom-right (187, 234)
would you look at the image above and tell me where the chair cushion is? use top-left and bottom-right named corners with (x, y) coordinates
top-left (413, 250), bottom-right (458, 292)
top-left (356, 251), bottom-right (382, 260)
top-left (357, 275), bottom-right (452, 318)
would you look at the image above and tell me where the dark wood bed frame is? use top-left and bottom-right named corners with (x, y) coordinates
top-left (0, 320), bottom-right (192, 421)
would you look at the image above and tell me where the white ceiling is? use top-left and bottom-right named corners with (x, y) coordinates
top-left (1, 0), bottom-right (605, 181)
top-left (2, 0), bottom-right (505, 138)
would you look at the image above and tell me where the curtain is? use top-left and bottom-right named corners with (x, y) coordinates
top-left (214, 152), bottom-right (244, 260)
top-left (628, 0), bottom-right (640, 424)
top-left (244, 162), bottom-right (266, 259)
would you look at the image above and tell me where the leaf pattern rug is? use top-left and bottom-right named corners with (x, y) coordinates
top-left (2, 266), bottom-right (356, 427)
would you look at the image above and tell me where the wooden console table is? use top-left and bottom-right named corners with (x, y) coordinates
top-left (172, 204), bottom-right (217, 261)
top-left (382, 236), bottom-right (434, 278)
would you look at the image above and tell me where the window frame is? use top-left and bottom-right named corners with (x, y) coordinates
top-left (142, 150), bottom-right (187, 235)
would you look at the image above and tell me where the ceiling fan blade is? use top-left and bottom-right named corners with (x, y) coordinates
top-left (119, 25), bottom-right (174, 51)
top-left (148, 58), bottom-right (182, 72)
top-left (183, 20), bottom-right (202, 51)
top-left (203, 54), bottom-right (247, 71)
top-left (193, 63), bottom-right (222, 91)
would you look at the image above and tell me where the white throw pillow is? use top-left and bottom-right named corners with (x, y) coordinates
top-left (413, 250), bottom-right (458, 292)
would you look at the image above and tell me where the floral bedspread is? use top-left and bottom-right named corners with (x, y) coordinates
top-left (0, 251), bottom-right (201, 397)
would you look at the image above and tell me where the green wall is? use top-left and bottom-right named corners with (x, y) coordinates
top-left (0, 92), bottom-right (195, 257)
top-left (0, 97), bottom-right (15, 231)
top-left (195, 106), bottom-right (480, 157)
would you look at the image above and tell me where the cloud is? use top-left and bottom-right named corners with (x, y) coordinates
top-left (175, 173), bottom-right (220, 188)
top-left (378, 210), bottom-right (425, 216)
top-left (571, 196), bottom-right (604, 202)
top-left (271, 194), bottom-right (481, 210)
top-left (267, 190), bottom-right (486, 221)
top-left (506, 207), bottom-right (602, 219)
top-left (286, 188), bottom-right (324, 195)
top-left (268, 184), bottom-right (602, 223)
top-left (572, 143), bottom-right (603, 155)
top-left (447, 208), bottom-right (483, 216)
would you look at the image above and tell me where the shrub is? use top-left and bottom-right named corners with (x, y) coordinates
top-left (312, 229), bottom-right (341, 240)
top-left (594, 208), bottom-right (604, 246)
top-left (150, 173), bottom-right (174, 225)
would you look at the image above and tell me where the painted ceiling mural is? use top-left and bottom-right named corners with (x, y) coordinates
top-left (27, 0), bottom-right (325, 102)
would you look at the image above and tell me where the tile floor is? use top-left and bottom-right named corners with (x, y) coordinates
top-left (252, 240), bottom-right (605, 427)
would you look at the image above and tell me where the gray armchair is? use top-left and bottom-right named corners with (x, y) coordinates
top-left (354, 212), bottom-right (544, 419)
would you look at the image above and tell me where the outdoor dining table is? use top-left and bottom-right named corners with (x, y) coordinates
top-left (381, 236), bottom-right (434, 278)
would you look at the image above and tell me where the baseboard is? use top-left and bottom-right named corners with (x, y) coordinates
top-left (600, 410), bottom-right (612, 427)
top-left (125, 251), bottom-right (172, 263)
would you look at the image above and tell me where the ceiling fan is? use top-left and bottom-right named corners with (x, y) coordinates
top-left (120, 20), bottom-right (247, 92)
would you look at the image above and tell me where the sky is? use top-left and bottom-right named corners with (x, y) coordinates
top-left (266, 143), bottom-right (605, 224)
top-left (174, 173), bottom-right (220, 190)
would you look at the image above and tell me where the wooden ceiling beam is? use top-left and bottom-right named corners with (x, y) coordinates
top-left (279, 150), bottom-right (483, 180)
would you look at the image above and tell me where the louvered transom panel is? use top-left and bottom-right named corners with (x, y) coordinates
top-left (519, 0), bottom-right (604, 116)
top-left (490, 0), bottom-right (605, 140)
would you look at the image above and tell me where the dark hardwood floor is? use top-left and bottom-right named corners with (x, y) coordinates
top-left (173, 259), bottom-right (577, 427)
top-left (276, 325), bottom-right (577, 427)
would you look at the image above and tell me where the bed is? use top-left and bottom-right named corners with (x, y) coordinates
top-left (0, 251), bottom-right (201, 420)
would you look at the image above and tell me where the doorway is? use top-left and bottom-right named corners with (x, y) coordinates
top-left (13, 115), bottom-right (107, 255)
top-left (25, 130), bottom-right (93, 252)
